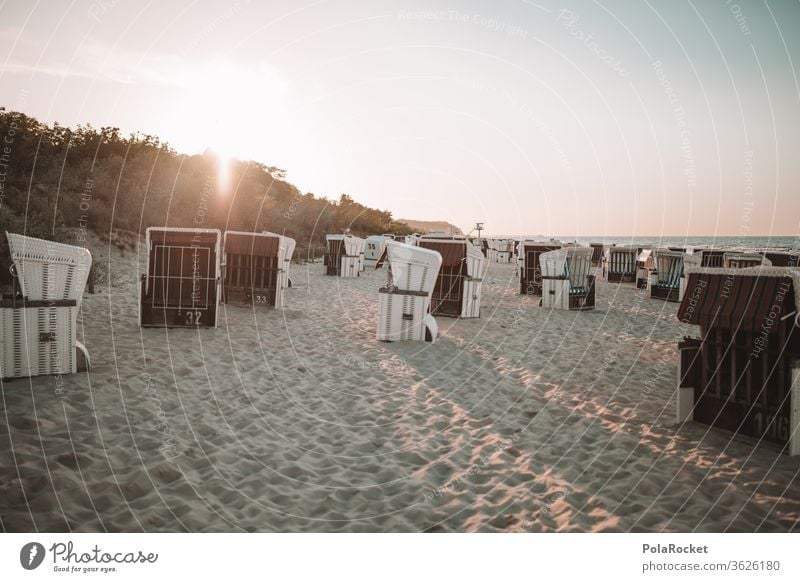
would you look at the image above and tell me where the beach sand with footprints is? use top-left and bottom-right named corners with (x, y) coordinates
top-left (2, 234), bottom-right (799, 533)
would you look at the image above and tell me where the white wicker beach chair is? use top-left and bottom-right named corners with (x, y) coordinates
top-left (540, 247), bottom-right (595, 310)
top-left (2, 232), bottom-right (93, 378)
top-left (6, 232), bottom-right (92, 305)
top-left (377, 241), bottom-right (442, 341)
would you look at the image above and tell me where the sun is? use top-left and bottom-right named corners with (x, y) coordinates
top-left (204, 147), bottom-right (232, 196)
top-left (160, 58), bottom-right (292, 179)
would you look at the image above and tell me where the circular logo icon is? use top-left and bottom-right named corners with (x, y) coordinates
top-left (20, 542), bottom-right (45, 570)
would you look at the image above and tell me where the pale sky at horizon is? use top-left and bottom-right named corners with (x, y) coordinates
top-left (1, 0), bottom-right (798, 237)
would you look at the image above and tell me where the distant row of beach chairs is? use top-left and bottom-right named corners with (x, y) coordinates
top-left (1, 228), bottom-right (798, 456)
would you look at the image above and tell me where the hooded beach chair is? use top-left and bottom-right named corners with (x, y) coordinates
top-left (416, 237), bottom-right (487, 318)
top-left (589, 243), bottom-right (605, 277)
top-left (676, 264), bottom-right (800, 455)
top-left (607, 246), bottom-right (638, 283)
top-left (223, 231), bottom-right (285, 308)
top-left (495, 239), bottom-right (514, 263)
top-left (539, 246), bottom-right (595, 310)
top-left (364, 235), bottom-right (389, 269)
top-left (1, 232), bottom-right (92, 378)
top-left (649, 249), bottom-right (685, 302)
top-left (139, 227), bottom-right (222, 327)
top-left (724, 251), bottom-right (770, 269)
top-left (518, 241), bottom-right (562, 296)
top-left (376, 241), bottom-right (442, 341)
top-left (762, 251), bottom-right (799, 267)
top-left (324, 234), bottom-right (363, 277)
top-left (698, 248), bottom-right (725, 268)
top-left (590, 243), bottom-right (605, 267)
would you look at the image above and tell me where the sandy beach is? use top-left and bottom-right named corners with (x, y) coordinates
top-left (1, 235), bottom-right (799, 533)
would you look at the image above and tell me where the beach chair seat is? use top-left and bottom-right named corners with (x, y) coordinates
top-left (607, 247), bottom-right (637, 283)
top-left (1, 232), bottom-right (93, 378)
top-left (650, 249), bottom-right (685, 302)
top-left (699, 249), bottom-right (725, 268)
top-left (590, 243), bottom-right (604, 266)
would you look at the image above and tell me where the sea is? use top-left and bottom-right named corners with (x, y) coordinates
top-left (507, 236), bottom-right (799, 250)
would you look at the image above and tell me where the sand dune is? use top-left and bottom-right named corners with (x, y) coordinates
top-left (1, 238), bottom-right (799, 532)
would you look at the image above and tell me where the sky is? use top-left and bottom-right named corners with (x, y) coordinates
top-left (1, 0), bottom-right (798, 237)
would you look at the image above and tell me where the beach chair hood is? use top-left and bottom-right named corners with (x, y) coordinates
top-left (6, 232), bottom-right (93, 305)
top-left (384, 240), bottom-right (442, 295)
top-left (540, 247), bottom-right (592, 274)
